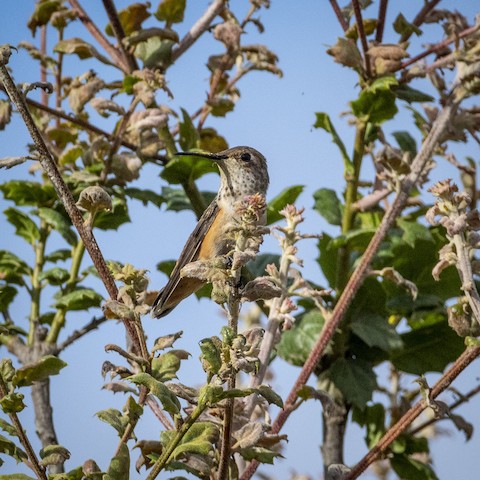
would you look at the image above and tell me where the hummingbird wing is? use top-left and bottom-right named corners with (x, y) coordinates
top-left (151, 198), bottom-right (220, 318)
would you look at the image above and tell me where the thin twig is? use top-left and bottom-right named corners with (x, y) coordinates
top-left (400, 0), bottom-right (442, 43)
top-left (329, 0), bottom-right (349, 32)
top-left (352, 0), bottom-right (372, 78)
top-left (0, 376), bottom-right (48, 480)
top-left (67, 0), bottom-right (129, 72)
top-left (101, 0), bottom-right (138, 72)
top-left (40, 26), bottom-right (48, 105)
top-left (146, 395), bottom-right (174, 430)
top-left (343, 345), bottom-right (480, 479)
top-left (0, 46), bottom-right (144, 356)
top-left (375, 0), bottom-right (388, 44)
top-left (171, 0), bottom-right (226, 62)
top-left (55, 316), bottom-right (108, 353)
top-left (239, 87), bottom-right (462, 480)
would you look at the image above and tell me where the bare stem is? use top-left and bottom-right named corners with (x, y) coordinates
top-left (329, 0), bottom-right (349, 32)
top-left (375, 0), bottom-right (388, 43)
top-left (239, 86), bottom-right (461, 480)
top-left (55, 315), bottom-right (107, 353)
top-left (352, 0), bottom-right (372, 78)
top-left (0, 376), bottom-right (48, 480)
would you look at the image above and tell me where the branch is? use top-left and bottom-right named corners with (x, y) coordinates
top-left (239, 84), bottom-right (462, 480)
top-left (375, 0), bottom-right (388, 44)
top-left (171, 0), bottom-right (226, 62)
top-left (399, 0), bottom-right (442, 43)
top-left (101, 0), bottom-right (139, 72)
top-left (352, 0), bottom-right (372, 78)
top-left (67, 0), bottom-right (129, 72)
top-left (344, 345), bottom-right (480, 479)
top-left (55, 315), bottom-right (108, 353)
top-left (329, 0), bottom-right (349, 32)
top-left (0, 46), bottom-right (144, 356)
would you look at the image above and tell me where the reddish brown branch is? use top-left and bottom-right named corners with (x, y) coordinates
top-left (352, 0), bottom-right (372, 78)
top-left (375, 0), bottom-right (388, 43)
top-left (329, 0), bottom-right (349, 32)
top-left (400, 0), bottom-right (442, 43)
top-left (344, 345), bottom-right (480, 479)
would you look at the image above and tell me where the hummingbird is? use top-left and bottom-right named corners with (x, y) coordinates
top-left (151, 146), bottom-right (269, 318)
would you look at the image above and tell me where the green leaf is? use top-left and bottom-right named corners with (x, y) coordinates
top-left (155, 0), bottom-right (186, 23)
top-left (45, 249), bottom-right (72, 263)
top-left (105, 3), bottom-right (150, 36)
top-left (169, 422), bottom-right (219, 459)
top-left (0, 100), bottom-right (12, 130)
top-left (0, 181), bottom-right (55, 206)
top-left (124, 187), bottom-right (164, 207)
top-left (391, 453), bottom-right (439, 480)
top-left (0, 434), bottom-right (28, 463)
top-left (238, 446), bottom-right (282, 464)
top-left (391, 321), bottom-right (464, 374)
top-left (39, 444), bottom-right (71, 467)
top-left (54, 288), bottom-right (103, 311)
top-left (134, 37), bottom-right (174, 69)
top-left (352, 403), bottom-right (385, 448)
top-left (54, 38), bottom-right (114, 66)
top-left (392, 131), bottom-right (417, 156)
top-left (128, 373), bottom-right (180, 414)
top-left (38, 207), bottom-right (77, 245)
top-left (161, 154), bottom-right (218, 185)
top-left (0, 476), bottom-right (35, 480)
top-left (257, 385), bottom-right (283, 408)
top-left (245, 253), bottom-right (280, 278)
top-left (4, 207), bottom-right (40, 244)
top-left (393, 13), bottom-right (422, 37)
top-left (396, 218), bottom-right (432, 248)
top-left (0, 418), bottom-right (17, 437)
top-left (161, 187), bottom-right (216, 213)
top-left (329, 357), bottom-right (377, 409)
top-left (326, 37), bottom-right (364, 72)
top-left (317, 234), bottom-right (339, 288)
top-left (96, 409), bottom-right (127, 436)
top-left (313, 188), bottom-right (342, 226)
top-left (266, 185), bottom-right (304, 224)
top-left (351, 76), bottom-right (398, 124)
top-left (103, 443), bottom-right (129, 480)
top-left (151, 351), bottom-right (184, 382)
top-left (350, 314), bottom-right (403, 352)
top-left (39, 267), bottom-right (70, 286)
top-left (14, 355), bottom-right (67, 387)
top-left (0, 251), bottom-right (31, 278)
top-left (27, 0), bottom-right (62, 35)
top-left (0, 285), bottom-right (17, 311)
top-left (393, 84), bottom-right (434, 103)
top-left (179, 108), bottom-right (199, 151)
top-left (94, 197), bottom-right (130, 230)
top-left (0, 393), bottom-right (26, 413)
top-left (277, 311), bottom-right (326, 367)
top-left (314, 112), bottom-right (352, 172)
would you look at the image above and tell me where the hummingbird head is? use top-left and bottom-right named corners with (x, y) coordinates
top-left (174, 146), bottom-right (269, 200)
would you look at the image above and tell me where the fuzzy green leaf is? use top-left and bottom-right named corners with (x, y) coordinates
top-left (0, 285), bottom-right (17, 311)
top-left (45, 249), bottom-right (71, 263)
top-left (0, 476), bottom-right (36, 480)
top-left (4, 207), bottom-right (40, 244)
top-left (27, 0), bottom-right (62, 34)
top-left (393, 13), bottom-right (422, 37)
top-left (0, 434), bottom-right (28, 463)
top-left (0, 250), bottom-right (31, 277)
top-left (39, 267), bottom-right (70, 286)
top-left (128, 373), bottom-right (180, 414)
top-left (124, 187), bottom-right (164, 207)
top-left (54, 38), bottom-right (114, 66)
top-left (391, 453), bottom-right (439, 480)
top-left (94, 197), bottom-right (130, 230)
top-left (350, 314), bottom-right (403, 352)
top-left (179, 108), bottom-right (199, 151)
top-left (156, 0), bottom-right (186, 23)
top-left (392, 131), bottom-right (417, 156)
top-left (393, 84), bottom-right (434, 103)
top-left (37, 207), bottom-right (77, 245)
top-left (103, 443), bottom-right (130, 480)
top-left (105, 3), bottom-right (150, 36)
top-left (257, 385), bottom-right (283, 408)
top-left (329, 357), bottom-right (377, 409)
top-left (161, 154), bottom-right (218, 185)
top-left (313, 188), bottom-right (342, 225)
top-left (170, 422), bottom-right (219, 459)
top-left (238, 446), bottom-right (282, 464)
top-left (40, 444), bottom-right (71, 467)
top-left (54, 288), bottom-right (102, 311)
top-left (151, 351), bottom-right (185, 382)
top-left (134, 37), bottom-right (174, 69)
top-left (352, 403), bottom-right (385, 448)
top-left (277, 311), bottom-right (326, 366)
top-left (0, 393), bottom-right (26, 413)
top-left (0, 181), bottom-right (55, 206)
top-left (14, 356), bottom-right (67, 387)
top-left (266, 185), bottom-right (304, 224)
top-left (96, 408), bottom-right (128, 436)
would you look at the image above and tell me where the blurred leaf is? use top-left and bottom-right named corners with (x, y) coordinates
top-left (104, 443), bottom-right (129, 480)
top-left (161, 155), bottom-right (218, 185)
top-left (54, 288), bottom-right (103, 311)
top-left (277, 311), bottom-right (326, 367)
top-left (392, 321), bottom-right (464, 374)
top-left (346, 18), bottom-right (377, 40)
top-left (329, 357), bottom-right (377, 409)
top-left (27, 0), bottom-right (62, 35)
top-left (169, 422), bottom-right (219, 459)
top-left (152, 351), bottom-right (184, 382)
top-left (14, 356), bottom-right (67, 387)
top-left (199, 128), bottom-right (228, 153)
top-left (266, 185), bottom-right (304, 224)
top-left (4, 207), bottom-right (40, 244)
top-left (350, 314), bottom-right (403, 352)
top-left (208, 98), bottom-right (235, 117)
top-left (313, 188), bottom-right (342, 226)
top-left (391, 453), bottom-right (439, 480)
top-left (257, 385), bottom-right (283, 408)
top-left (155, 0), bottom-right (186, 23)
top-left (40, 444), bottom-right (71, 467)
top-left (124, 187), bottom-right (164, 207)
top-left (39, 267), bottom-right (70, 286)
top-left (393, 85), bottom-right (434, 103)
top-left (0, 418), bottom-right (17, 437)
top-left (0, 285), bottom-right (17, 311)
top-left (105, 3), bottom-right (150, 36)
top-left (351, 76), bottom-right (398, 124)
top-left (157, 259), bottom-right (176, 277)
top-left (59, 145), bottom-right (83, 166)
top-left (96, 409), bottom-right (127, 436)
top-left (246, 253), bottom-right (280, 278)
top-left (393, 13), bottom-right (422, 37)
top-left (94, 197), bottom-right (130, 230)
top-left (396, 218), bottom-right (432, 248)
top-left (327, 37), bottom-right (364, 72)
top-left (0, 393), bottom-right (25, 413)
top-left (38, 207), bottom-right (77, 245)
top-left (314, 112), bottom-right (352, 171)
top-left (45, 249), bottom-right (72, 263)
top-left (54, 38), bottom-right (114, 66)
top-left (161, 187), bottom-right (215, 213)
top-left (128, 373), bottom-right (180, 414)
top-left (134, 37), bottom-right (174, 68)
top-left (392, 131), bottom-right (417, 156)
top-left (0, 101), bottom-right (12, 130)
top-left (238, 446), bottom-right (282, 464)
top-left (352, 403), bottom-right (385, 448)
top-left (179, 108), bottom-right (199, 151)
top-left (317, 234), bottom-right (339, 288)
top-left (0, 434), bottom-right (28, 464)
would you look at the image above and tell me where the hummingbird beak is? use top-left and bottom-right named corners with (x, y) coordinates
top-left (174, 151), bottom-right (228, 162)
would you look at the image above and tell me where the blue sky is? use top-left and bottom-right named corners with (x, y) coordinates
top-left (1, 1), bottom-right (479, 478)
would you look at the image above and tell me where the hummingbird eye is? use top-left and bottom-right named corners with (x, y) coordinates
top-left (240, 152), bottom-right (252, 162)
